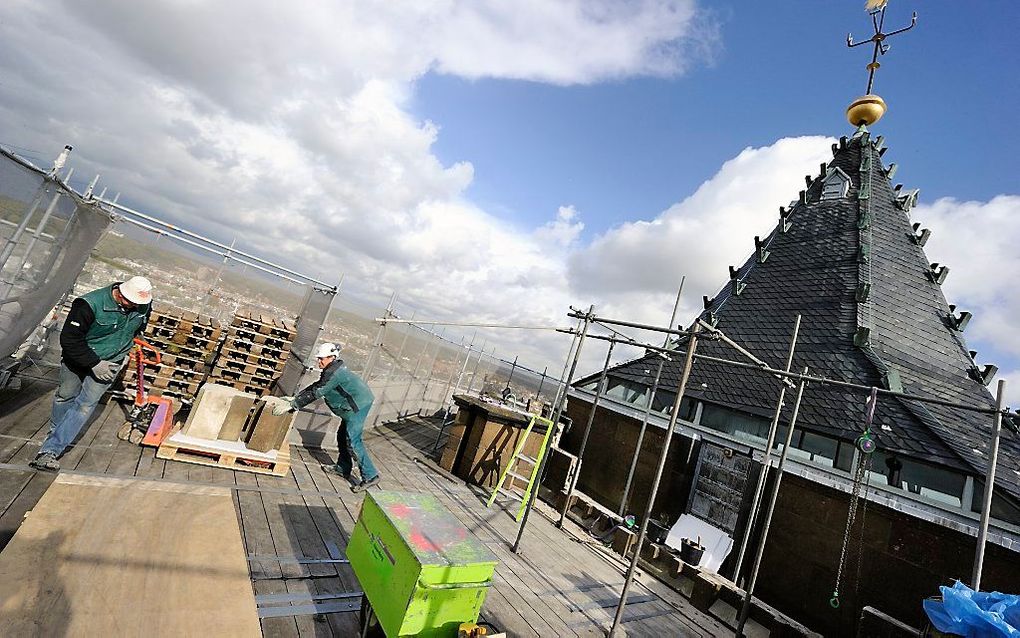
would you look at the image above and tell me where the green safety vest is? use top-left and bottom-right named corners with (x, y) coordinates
top-left (80, 284), bottom-right (149, 361)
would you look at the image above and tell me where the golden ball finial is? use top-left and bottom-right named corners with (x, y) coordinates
top-left (846, 94), bottom-right (887, 126)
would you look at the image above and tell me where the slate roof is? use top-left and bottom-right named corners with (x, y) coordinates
top-left (592, 129), bottom-right (1020, 502)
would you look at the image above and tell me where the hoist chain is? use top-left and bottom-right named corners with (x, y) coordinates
top-left (832, 452), bottom-right (869, 608)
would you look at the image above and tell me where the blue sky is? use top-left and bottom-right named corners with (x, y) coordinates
top-left (1, 0), bottom-right (1017, 400)
top-left (414, 1), bottom-right (1020, 237)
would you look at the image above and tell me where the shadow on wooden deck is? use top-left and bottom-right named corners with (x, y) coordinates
top-left (0, 387), bottom-right (727, 637)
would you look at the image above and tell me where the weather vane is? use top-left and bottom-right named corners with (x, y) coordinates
top-left (845, 0), bottom-right (918, 127)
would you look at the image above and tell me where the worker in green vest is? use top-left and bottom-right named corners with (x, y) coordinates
top-left (30, 277), bottom-right (153, 471)
top-left (274, 342), bottom-right (380, 492)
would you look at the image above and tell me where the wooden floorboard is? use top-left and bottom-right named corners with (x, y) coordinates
top-left (0, 474), bottom-right (260, 636)
top-left (236, 471), bottom-right (283, 581)
top-left (256, 579), bottom-right (300, 638)
top-left (0, 389), bottom-right (53, 462)
top-left (0, 392), bottom-right (728, 638)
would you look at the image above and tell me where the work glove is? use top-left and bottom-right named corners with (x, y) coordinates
top-left (272, 397), bottom-right (295, 416)
top-left (92, 360), bottom-right (120, 383)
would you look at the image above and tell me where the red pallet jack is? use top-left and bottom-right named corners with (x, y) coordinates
top-left (116, 338), bottom-right (175, 446)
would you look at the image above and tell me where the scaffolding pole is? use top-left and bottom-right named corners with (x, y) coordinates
top-left (418, 329), bottom-right (450, 414)
top-left (0, 183), bottom-right (49, 272)
top-left (535, 366), bottom-right (548, 400)
top-left (115, 215), bottom-right (314, 287)
top-left (389, 311), bottom-right (415, 376)
top-left (608, 323), bottom-right (701, 638)
top-left (691, 352), bottom-right (1005, 416)
top-left (557, 338), bottom-right (615, 528)
top-left (433, 335), bottom-right (477, 452)
top-left (732, 315), bottom-right (802, 585)
top-left (398, 326), bottom-right (436, 418)
top-left (512, 307), bottom-right (592, 554)
top-left (735, 371), bottom-right (809, 637)
top-left (100, 197), bottom-right (334, 288)
top-left (619, 278), bottom-right (685, 517)
top-left (373, 317), bottom-right (564, 331)
top-left (504, 355), bottom-right (518, 394)
top-left (466, 344), bottom-right (491, 394)
top-left (565, 325), bottom-right (1005, 418)
top-left (567, 310), bottom-right (688, 337)
top-left (972, 378), bottom-right (1007, 591)
top-left (362, 292), bottom-right (397, 380)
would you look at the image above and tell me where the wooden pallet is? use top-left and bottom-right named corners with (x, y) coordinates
top-left (219, 344), bottom-right (289, 369)
top-left (160, 352), bottom-right (210, 371)
top-left (225, 326), bottom-right (291, 351)
top-left (209, 368), bottom-right (275, 385)
top-left (214, 358), bottom-right (283, 379)
top-left (151, 307), bottom-right (220, 327)
top-left (123, 363), bottom-right (205, 381)
top-left (145, 325), bottom-right (220, 351)
top-left (206, 378), bottom-right (275, 397)
top-left (231, 310), bottom-right (296, 340)
top-left (112, 387), bottom-right (194, 404)
top-left (160, 341), bottom-right (215, 361)
top-left (156, 432), bottom-right (290, 476)
top-left (121, 372), bottom-right (201, 394)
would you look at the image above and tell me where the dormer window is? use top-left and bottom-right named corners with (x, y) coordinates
top-left (820, 167), bottom-right (852, 200)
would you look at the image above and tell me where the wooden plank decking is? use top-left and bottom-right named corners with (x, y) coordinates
top-left (0, 378), bottom-right (728, 637)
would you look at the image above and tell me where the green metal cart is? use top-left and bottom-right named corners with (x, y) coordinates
top-left (347, 490), bottom-right (499, 637)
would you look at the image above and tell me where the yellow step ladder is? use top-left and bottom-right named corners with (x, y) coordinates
top-left (486, 415), bottom-right (556, 521)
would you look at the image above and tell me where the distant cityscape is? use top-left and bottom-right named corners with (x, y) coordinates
top-left (66, 229), bottom-right (558, 406)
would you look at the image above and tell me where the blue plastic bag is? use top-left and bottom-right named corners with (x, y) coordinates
top-left (923, 581), bottom-right (1020, 637)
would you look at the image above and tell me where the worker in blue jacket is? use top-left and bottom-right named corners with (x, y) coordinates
top-left (276, 343), bottom-right (379, 492)
top-left (31, 277), bottom-right (153, 471)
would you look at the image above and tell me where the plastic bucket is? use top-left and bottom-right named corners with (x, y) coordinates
top-left (647, 520), bottom-right (669, 544)
top-left (679, 539), bottom-right (705, 566)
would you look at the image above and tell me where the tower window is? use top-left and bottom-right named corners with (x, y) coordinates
top-left (821, 167), bottom-right (852, 200)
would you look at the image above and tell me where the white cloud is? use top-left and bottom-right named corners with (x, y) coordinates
top-left (567, 137), bottom-right (834, 328)
top-left (0, 0), bottom-right (721, 372)
top-left (914, 195), bottom-right (1020, 407)
top-left (915, 196), bottom-right (1020, 355)
top-left (431, 1), bottom-right (717, 84)
top-left (535, 206), bottom-right (585, 248)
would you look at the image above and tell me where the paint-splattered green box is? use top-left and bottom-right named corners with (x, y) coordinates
top-left (347, 490), bottom-right (499, 637)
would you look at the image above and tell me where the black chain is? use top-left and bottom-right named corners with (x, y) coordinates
top-left (833, 455), bottom-right (865, 597)
top-left (851, 455), bottom-right (874, 598)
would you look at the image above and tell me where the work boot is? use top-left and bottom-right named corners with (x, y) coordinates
top-left (29, 453), bottom-right (60, 472)
top-left (351, 474), bottom-right (381, 493)
top-left (322, 464), bottom-right (359, 487)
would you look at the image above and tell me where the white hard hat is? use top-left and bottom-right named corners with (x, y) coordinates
top-left (119, 276), bottom-right (152, 305)
top-left (314, 343), bottom-right (341, 359)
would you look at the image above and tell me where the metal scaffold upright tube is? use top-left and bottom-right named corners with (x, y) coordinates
top-left (397, 326), bottom-right (436, 418)
top-left (419, 329), bottom-right (450, 415)
top-left (619, 277), bottom-right (685, 517)
top-left (608, 323), bottom-right (701, 638)
top-left (557, 337), bottom-right (615, 528)
top-left (972, 378), bottom-right (1007, 591)
top-left (99, 197), bottom-right (335, 289)
top-left (363, 292), bottom-right (397, 380)
top-left (732, 314), bottom-right (802, 585)
top-left (735, 371), bottom-right (809, 637)
top-left (432, 334), bottom-right (476, 452)
top-left (512, 306), bottom-right (591, 554)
